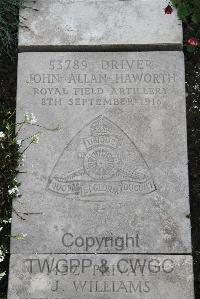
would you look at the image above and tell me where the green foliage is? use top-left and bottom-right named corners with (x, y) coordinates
top-left (171, 0), bottom-right (200, 53)
top-left (0, 108), bottom-right (20, 223)
top-left (0, 107), bottom-right (43, 297)
top-left (0, 107), bottom-right (18, 297)
top-left (0, 0), bottom-right (23, 56)
top-left (185, 54), bottom-right (200, 296)
top-left (171, 2), bottom-right (200, 296)
top-left (0, 0), bottom-right (37, 56)
top-left (171, 0), bottom-right (200, 23)
top-left (0, 106), bottom-right (58, 297)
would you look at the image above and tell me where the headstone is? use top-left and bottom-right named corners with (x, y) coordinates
top-left (12, 52), bottom-right (191, 254)
top-left (8, 0), bottom-right (194, 298)
top-left (19, 0), bottom-right (183, 51)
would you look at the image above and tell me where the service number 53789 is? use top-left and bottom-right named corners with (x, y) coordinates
top-left (49, 60), bottom-right (88, 70)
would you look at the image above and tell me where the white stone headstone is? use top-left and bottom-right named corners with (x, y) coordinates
top-left (7, 1), bottom-right (194, 298)
top-left (11, 52), bottom-right (191, 255)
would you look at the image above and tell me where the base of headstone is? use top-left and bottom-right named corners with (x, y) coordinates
top-left (8, 253), bottom-right (194, 299)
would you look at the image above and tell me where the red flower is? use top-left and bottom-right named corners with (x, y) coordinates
top-left (187, 37), bottom-right (198, 47)
top-left (164, 5), bottom-right (173, 14)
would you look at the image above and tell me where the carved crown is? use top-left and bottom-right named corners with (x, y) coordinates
top-left (90, 117), bottom-right (112, 136)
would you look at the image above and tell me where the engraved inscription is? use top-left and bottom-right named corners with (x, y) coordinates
top-left (25, 58), bottom-right (176, 108)
top-left (47, 116), bottom-right (156, 198)
top-left (22, 256), bottom-right (178, 297)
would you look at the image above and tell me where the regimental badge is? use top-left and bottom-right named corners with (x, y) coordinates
top-left (47, 115), bottom-right (156, 199)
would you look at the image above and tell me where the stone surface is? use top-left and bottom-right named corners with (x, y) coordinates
top-left (11, 51), bottom-right (191, 254)
top-left (8, 254), bottom-right (194, 299)
top-left (18, 0), bottom-right (183, 50)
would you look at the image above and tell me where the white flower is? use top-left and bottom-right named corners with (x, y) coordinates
top-left (31, 133), bottom-right (40, 144)
top-left (0, 271), bottom-right (6, 280)
top-left (2, 218), bottom-right (12, 224)
top-left (8, 186), bottom-right (20, 196)
top-left (0, 248), bottom-right (5, 263)
top-left (17, 139), bottom-right (22, 146)
top-left (19, 153), bottom-right (26, 167)
top-left (20, 153), bottom-right (26, 163)
top-left (0, 255), bottom-right (4, 262)
top-left (13, 233), bottom-right (27, 240)
top-left (24, 112), bottom-right (37, 124)
top-left (0, 227), bottom-right (3, 232)
top-left (0, 131), bottom-right (5, 139)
